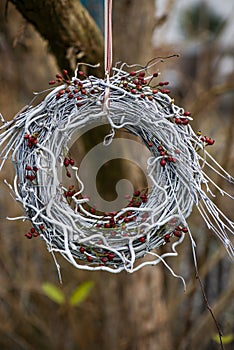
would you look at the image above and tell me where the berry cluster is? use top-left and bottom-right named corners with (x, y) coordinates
top-left (64, 185), bottom-right (76, 198)
top-left (63, 156), bottom-right (75, 178)
top-left (164, 225), bottom-right (188, 243)
top-left (49, 69), bottom-right (71, 85)
top-left (25, 164), bottom-right (38, 182)
top-left (118, 70), bottom-right (171, 99)
top-left (24, 133), bottom-right (38, 148)
top-left (175, 111), bottom-right (191, 125)
top-left (49, 69), bottom-right (100, 107)
top-left (157, 145), bottom-right (176, 167)
top-left (79, 245), bottom-right (116, 264)
top-left (25, 225), bottom-right (44, 239)
top-left (200, 136), bottom-right (215, 146)
top-left (91, 190), bottom-right (148, 229)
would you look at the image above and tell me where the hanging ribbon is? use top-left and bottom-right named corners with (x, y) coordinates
top-left (104, 0), bottom-right (113, 77)
top-left (103, 0), bottom-right (113, 111)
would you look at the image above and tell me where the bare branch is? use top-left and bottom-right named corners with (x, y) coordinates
top-left (9, 0), bottom-right (104, 76)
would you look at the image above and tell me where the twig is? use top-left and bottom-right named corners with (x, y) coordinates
top-left (195, 269), bottom-right (225, 350)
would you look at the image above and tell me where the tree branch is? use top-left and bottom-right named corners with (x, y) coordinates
top-left (9, 0), bottom-right (104, 76)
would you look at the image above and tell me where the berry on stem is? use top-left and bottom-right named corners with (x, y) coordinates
top-left (160, 159), bottom-right (166, 167)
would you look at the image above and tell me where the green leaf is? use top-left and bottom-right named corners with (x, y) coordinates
top-left (69, 281), bottom-right (94, 307)
top-left (212, 333), bottom-right (234, 345)
top-left (42, 282), bottom-right (65, 305)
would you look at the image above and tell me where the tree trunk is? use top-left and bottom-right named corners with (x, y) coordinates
top-left (113, 0), bottom-right (156, 65)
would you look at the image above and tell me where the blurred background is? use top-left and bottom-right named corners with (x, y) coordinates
top-left (0, 0), bottom-right (233, 349)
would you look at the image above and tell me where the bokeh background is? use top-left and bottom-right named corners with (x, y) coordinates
top-left (0, 1), bottom-right (233, 349)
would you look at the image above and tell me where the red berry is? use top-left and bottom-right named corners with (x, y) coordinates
top-left (24, 134), bottom-right (30, 139)
top-left (29, 175), bottom-right (35, 181)
top-left (139, 71), bottom-right (145, 77)
top-left (56, 74), bottom-right (63, 79)
top-left (153, 72), bottom-right (159, 77)
top-left (138, 236), bottom-right (146, 243)
top-left (79, 246), bottom-right (85, 253)
top-left (181, 227), bottom-right (188, 233)
top-left (78, 71), bottom-right (85, 76)
top-left (181, 119), bottom-right (189, 125)
top-left (62, 69), bottom-right (68, 76)
top-left (140, 93), bottom-right (145, 98)
top-left (33, 166), bottom-right (38, 172)
top-left (49, 80), bottom-right (56, 85)
top-left (134, 190), bottom-right (140, 197)
top-left (107, 253), bottom-right (115, 260)
top-left (109, 217), bottom-right (115, 224)
top-left (64, 158), bottom-right (70, 167)
top-left (148, 141), bottom-right (153, 147)
top-left (152, 89), bottom-right (158, 94)
top-left (175, 118), bottom-right (182, 124)
top-left (69, 159), bottom-right (75, 166)
top-left (25, 232), bottom-right (32, 239)
top-left (66, 171), bottom-right (71, 178)
top-left (129, 71), bottom-right (136, 76)
top-left (87, 256), bottom-right (93, 262)
top-left (101, 257), bottom-right (108, 263)
top-left (160, 159), bottom-right (166, 167)
top-left (25, 165), bottom-right (31, 171)
top-left (30, 227), bottom-right (35, 233)
top-left (89, 208), bottom-right (95, 214)
top-left (173, 230), bottom-right (182, 238)
top-left (158, 81), bottom-right (165, 86)
top-left (157, 145), bottom-right (164, 152)
top-left (206, 137), bottom-right (215, 145)
top-left (39, 225), bottom-right (44, 230)
top-left (184, 111), bottom-right (191, 116)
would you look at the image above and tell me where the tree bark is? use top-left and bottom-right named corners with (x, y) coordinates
top-left (9, 0), bottom-right (104, 76)
top-left (113, 0), bottom-right (156, 65)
